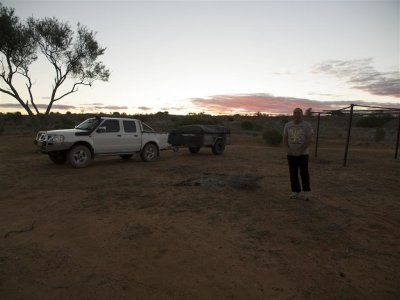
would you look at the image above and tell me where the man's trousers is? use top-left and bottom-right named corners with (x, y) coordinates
top-left (287, 155), bottom-right (311, 193)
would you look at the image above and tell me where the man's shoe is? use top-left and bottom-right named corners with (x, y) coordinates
top-left (290, 192), bottom-right (300, 199)
top-left (304, 191), bottom-right (312, 201)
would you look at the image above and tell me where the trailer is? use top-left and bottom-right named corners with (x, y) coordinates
top-left (168, 124), bottom-right (231, 155)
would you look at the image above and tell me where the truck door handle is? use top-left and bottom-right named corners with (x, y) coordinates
top-left (117, 134), bottom-right (122, 137)
top-left (134, 134), bottom-right (138, 137)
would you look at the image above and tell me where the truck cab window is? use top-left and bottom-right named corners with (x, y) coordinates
top-left (101, 120), bottom-right (120, 132)
top-left (123, 120), bottom-right (137, 133)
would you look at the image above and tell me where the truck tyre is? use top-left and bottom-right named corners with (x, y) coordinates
top-left (141, 143), bottom-right (158, 162)
top-left (48, 151), bottom-right (67, 165)
top-left (68, 145), bottom-right (91, 168)
top-left (212, 140), bottom-right (225, 155)
top-left (120, 154), bottom-right (133, 160)
top-left (189, 147), bottom-right (200, 154)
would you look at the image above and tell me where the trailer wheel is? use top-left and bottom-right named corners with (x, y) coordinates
top-left (189, 147), bottom-right (200, 154)
top-left (212, 140), bottom-right (225, 155)
top-left (68, 145), bottom-right (91, 168)
top-left (141, 143), bottom-right (158, 162)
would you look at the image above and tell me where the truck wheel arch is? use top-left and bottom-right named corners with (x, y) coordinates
top-left (71, 141), bottom-right (94, 158)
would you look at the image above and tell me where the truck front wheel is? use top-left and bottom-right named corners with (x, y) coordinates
top-left (141, 143), bottom-right (158, 162)
top-left (68, 145), bottom-right (91, 168)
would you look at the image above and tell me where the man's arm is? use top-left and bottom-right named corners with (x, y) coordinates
top-left (283, 132), bottom-right (289, 149)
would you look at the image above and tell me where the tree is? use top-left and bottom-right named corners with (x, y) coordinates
top-left (0, 3), bottom-right (110, 129)
top-left (305, 107), bottom-right (313, 117)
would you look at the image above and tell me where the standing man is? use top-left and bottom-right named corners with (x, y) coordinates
top-left (283, 108), bottom-right (314, 200)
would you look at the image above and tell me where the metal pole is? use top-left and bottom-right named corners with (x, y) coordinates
top-left (395, 114), bottom-right (400, 160)
top-left (315, 113), bottom-right (321, 158)
top-left (343, 104), bottom-right (354, 166)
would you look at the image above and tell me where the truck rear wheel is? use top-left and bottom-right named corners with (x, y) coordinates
top-left (48, 151), bottom-right (67, 165)
top-left (68, 145), bottom-right (91, 168)
top-left (141, 143), bottom-right (158, 162)
top-left (212, 140), bottom-right (225, 155)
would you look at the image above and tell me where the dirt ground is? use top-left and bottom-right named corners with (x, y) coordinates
top-left (0, 134), bottom-right (399, 299)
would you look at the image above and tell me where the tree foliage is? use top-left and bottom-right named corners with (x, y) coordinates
top-left (0, 3), bottom-right (110, 129)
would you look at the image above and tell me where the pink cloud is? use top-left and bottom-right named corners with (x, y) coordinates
top-left (191, 94), bottom-right (400, 115)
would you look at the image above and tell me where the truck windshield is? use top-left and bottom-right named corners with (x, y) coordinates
top-left (75, 118), bottom-right (100, 130)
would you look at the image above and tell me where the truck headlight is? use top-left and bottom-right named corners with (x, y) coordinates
top-left (47, 135), bottom-right (64, 143)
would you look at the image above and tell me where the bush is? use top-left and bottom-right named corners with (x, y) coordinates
top-left (241, 121), bottom-right (254, 130)
top-left (5, 112), bottom-right (23, 122)
top-left (263, 129), bottom-right (282, 146)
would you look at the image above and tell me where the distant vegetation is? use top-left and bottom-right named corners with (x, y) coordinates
top-left (356, 115), bottom-right (394, 128)
top-left (0, 111), bottom-right (398, 146)
top-left (173, 113), bottom-right (222, 126)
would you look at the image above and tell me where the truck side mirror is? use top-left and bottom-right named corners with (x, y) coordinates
top-left (97, 126), bottom-right (106, 133)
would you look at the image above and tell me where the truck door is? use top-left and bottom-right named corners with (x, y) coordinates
top-left (92, 119), bottom-right (123, 153)
top-left (120, 120), bottom-right (142, 152)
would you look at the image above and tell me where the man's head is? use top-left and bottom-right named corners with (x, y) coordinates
top-left (293, 108), bottom-right (303, 123)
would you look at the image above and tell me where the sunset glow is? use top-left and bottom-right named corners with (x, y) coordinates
top-left (1, 0), bottom-right (399, 115)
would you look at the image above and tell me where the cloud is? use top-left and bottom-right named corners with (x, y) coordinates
top-left (138, 106), bottom-right (152, 111)
top-left (161, 107), bottom-right (186, 112)
top-left (82, 103), bottom-right (104, 106)
top-left (191, 93), bottom-right (400, 115)
top-left (0, 103), bottom-right (25, 108)
top-left (314, 58), bottom-right (400, 98)
top-left (0, 102), bottom-right (128, 112)
top-left (0, 103), bottom-right (76, 110)
top-left (95, 105), bottom-right (128, 110)
top-left (76, 103), bottom-right (128, 111)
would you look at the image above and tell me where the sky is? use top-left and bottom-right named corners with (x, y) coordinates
top-left (0, 0), bottom-right (399, 115)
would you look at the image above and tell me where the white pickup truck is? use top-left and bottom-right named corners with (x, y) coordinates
top-left (34, 117), bottom-right (170, 168)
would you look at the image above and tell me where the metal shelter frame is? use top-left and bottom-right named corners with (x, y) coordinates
top-left (312, 104), bottom-right (400, 166)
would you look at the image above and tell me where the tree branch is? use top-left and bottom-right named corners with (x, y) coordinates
top-left (0, 87), bottom-right (16, 98)
top-left (23, 71), bottom-right (40, 114)
top-left (53, 81), bottom-right (91, 102)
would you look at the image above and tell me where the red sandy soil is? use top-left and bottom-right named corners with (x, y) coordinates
top-left (0, 134), bottom-right (399, 299)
